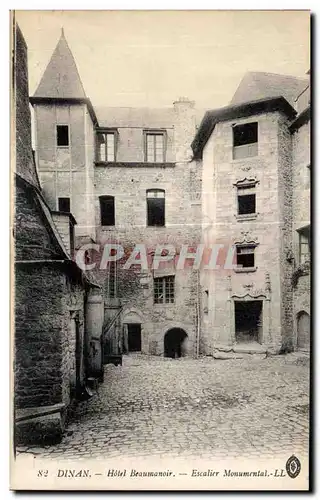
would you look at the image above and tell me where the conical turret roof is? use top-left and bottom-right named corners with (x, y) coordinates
top-left (34, 29), bottom-right (86, 99)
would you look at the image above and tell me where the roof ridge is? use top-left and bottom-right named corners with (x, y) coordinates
top-left (245, 70), bottom-right (308, 81)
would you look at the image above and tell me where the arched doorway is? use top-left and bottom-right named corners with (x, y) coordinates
top-left (164, 329), bottom-right (188, 358)
top-left (297, 311), bottom-right (310, 349)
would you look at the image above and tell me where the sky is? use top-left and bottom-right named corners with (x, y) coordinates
top-left (15, 10), bottom-right (310, 110)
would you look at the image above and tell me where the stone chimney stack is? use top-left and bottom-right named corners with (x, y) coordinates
top-left (173, 97), bottom-right (196, 163)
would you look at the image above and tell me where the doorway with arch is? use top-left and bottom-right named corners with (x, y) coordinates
top-left (164, 328), bottom-right (188, 358)
top-left (297, 311), bottom-right (310, 350)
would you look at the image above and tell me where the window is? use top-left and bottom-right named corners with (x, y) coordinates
top-left (233, 122), bottom-right (258, 159)
top-left (145, 132), bottom-right (165, 162)
top-left (154, 276), bottom-right (175, 304)
top-left (204, 290), bottom-right (209, 314)
top-left (237, 185), bottom-right (256, 215)
top-left (236, 245), bottom-right (256, 269)
top-left (100, 196), bottom-right (115, 226)
top-left (147, 189), bottom-right (165, 226)
top-left (57, 125), bottom-right (69, 147)
top-left (306, 164), bottom-right (311, 188)
top-left (298, 228), bottom-right (310, 264)
top-left (108, 261), bottom-right (117, 298)
top-left (96, 131), bottom-right (116, 162)
top-left (58, 197), bottom-right (70, 212)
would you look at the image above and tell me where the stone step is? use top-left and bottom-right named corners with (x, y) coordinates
top-left (212, 350), bottom-right (266, 360)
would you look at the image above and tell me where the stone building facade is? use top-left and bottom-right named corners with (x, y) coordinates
top-left (30, 30), bottom-right (202, 359)
top-left (28, 30), bottom-right (310, 360)
top-left (192, 72), bottom-right (310, 354)
top-left (290, 76), bottom-right (311, 350)
top-left (14, 24), bottom-right (104, 445)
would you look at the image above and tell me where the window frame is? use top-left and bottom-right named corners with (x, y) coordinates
top-left (56, 124), bottom-right (70, 148)
top-left (233, 178), bottom-right (259, 220)
top-left (99, 195), bottom-right (115, 227)
top-left (232, 122), bottom-right (258, 160)
top-left (58, 197), bottom-right (71, 213)
top-left (154, 275), bottom-right (175, 304)
top-left (146, 188), bottom-right (165, 227)
top-left (298, 226), bottom-right (310, 264)
top-left (107, 260), bottom-right (117, 298)
top-left (235, 244), bottom-right (257, 272)
top-left (143, 130), bottom-right (167, 163)
top-left (95, 128), bottom-right (118, 163)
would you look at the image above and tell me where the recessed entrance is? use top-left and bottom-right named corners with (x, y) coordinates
top-left (164, 328), bottom-right (188, 358)
top-left (235, 300), bottom-right (263, 344)
top-left (127, 323), bottom-right (141, 352)
top-left (297, 311), bottom-right (310, 350)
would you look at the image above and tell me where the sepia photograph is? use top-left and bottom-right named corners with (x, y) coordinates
top-left (10, 9), bottom-right (311, 491)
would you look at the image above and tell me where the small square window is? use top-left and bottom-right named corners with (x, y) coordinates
top-left (236, 245), bottom-right (256, 269)
top-left (57, 125), bottom-right (69, 147)
top-left (233, 122), bottom-right (258, 159)
top-left (237, 185), bottom-right (256, 215)
top-left (238, 194), bottom-right (256, 215)
top-left (58, 197), bottom-right (70, 212)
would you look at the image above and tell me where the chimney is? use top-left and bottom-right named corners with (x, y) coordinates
top-left (173, 97), bottom-right (196, 163)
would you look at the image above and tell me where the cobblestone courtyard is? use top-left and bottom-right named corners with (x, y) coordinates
top-left (19, 353), bottom-right (309, 461)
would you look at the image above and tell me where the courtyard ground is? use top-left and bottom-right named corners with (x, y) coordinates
top-left (17, 353), bottom-right (309, 461)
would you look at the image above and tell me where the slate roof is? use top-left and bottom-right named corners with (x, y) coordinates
top-left (230, 71), bottom-right (308, 108)
top-left (95, 106), bottom-right (206, 128)
top-left (33, 29), bottom-right (86, 99)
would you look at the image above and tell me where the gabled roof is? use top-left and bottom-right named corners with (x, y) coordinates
top-left (33, 29), bottom-right (86, 99)
top-left (230, 72), bottom-right (308, 108)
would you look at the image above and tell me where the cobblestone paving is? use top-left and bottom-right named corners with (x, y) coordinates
top-left (19, 353), bottom-right (309, 460)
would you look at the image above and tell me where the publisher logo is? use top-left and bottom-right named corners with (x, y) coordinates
top-left (286, 455), bottom-right (301, 479)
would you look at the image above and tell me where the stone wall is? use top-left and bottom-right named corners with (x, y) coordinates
top-left (200, 111), bottom-right (289, 352)
top-left (15, 264), bottom-right (65, 408)
top-left (14, 25), bottom-right (39, 188)
top-left (277, 114), bottom-right (294, 350)
top-left (33, 90), bottom-right (202, 356)
top-left (14, 184), bottom-right (88, 411)
top-left (291, 118), bottom-right (310, 345)
top-left (61, 277), bottom-right (86, 406)
top-left (93, 158), bottom-right (201, 355)
top-left (34, 102), bottom-right (96, 239)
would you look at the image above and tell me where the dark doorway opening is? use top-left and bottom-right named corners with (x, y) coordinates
top-left (164, 328), bottom-right (188, 358)
top-left (297, 311), bottom-right (310, 350)
top-left (128, 324), bottom-right (142, 352)
top-left (235, 300), bottom-right (263, 343)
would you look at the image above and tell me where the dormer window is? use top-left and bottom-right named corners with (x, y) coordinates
top-left (233, 122), bottom-right (258, 160)
top-left (144, 131), bottom-right (166, 163)
top-left (96, 130), bottom-right (117, 162)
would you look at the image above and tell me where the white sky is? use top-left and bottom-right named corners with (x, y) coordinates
top-left (16, 10), bottom-right (310, 110)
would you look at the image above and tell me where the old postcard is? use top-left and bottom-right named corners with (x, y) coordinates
top-left (11, 9), bottom-right (311, 491)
